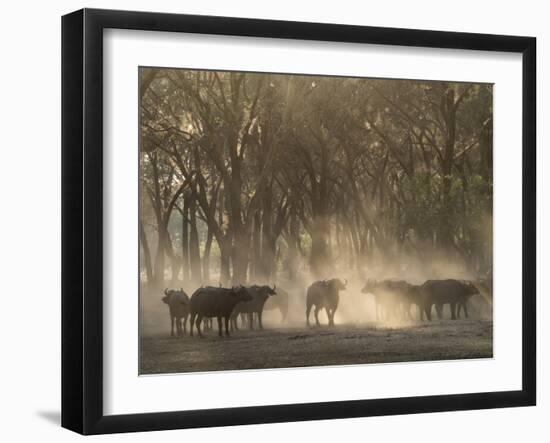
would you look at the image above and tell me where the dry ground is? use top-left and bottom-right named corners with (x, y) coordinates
top-left (139, 319), bottom-right (492, 374)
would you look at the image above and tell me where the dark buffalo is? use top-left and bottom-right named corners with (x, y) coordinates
top-left (361, 280), bottom-right (421, 320)
top-left (420, 279), bottom-right (480, 320)
top-left (263, 286), bottom-right (289, 323)
top-left (231, 285), bottom-right (277, 330)
top-left (196, 287), bottom-right (221, 331)
top-left (397, 284), bottom-right (424, 319)
top-left (306, 279), bottom-right (347, 327)
top-left (189, 286), bottom-right (252, 337)
top-left (162, 288), bottom-right (190, 336)
top-left (362, 279), bottom-right (399, 320)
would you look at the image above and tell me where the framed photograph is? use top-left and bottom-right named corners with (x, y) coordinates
top-left (61, 8), bottom-right (536, 435)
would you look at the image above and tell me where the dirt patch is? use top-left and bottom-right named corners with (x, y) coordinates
top-left (139, 319), bottom-right (492, 374)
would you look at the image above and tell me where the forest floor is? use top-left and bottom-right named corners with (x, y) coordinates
top-left (139, 319), bottom-right (493, 374)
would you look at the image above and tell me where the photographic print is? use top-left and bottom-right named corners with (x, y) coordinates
top-left (139, 67), bottom-right (493, 375)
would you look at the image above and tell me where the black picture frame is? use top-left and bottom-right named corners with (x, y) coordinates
top-left (61, 8), bottom-right (536, 435)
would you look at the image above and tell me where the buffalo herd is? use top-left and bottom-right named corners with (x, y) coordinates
top-left (361, 279), bottom-right (481, 322)
top-left (161, 278), bottom-right (486, 338)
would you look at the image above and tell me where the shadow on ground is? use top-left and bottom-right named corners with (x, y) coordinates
top-left (36, 410), bottom-right (60, 426)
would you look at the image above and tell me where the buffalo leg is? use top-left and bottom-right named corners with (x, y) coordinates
top-left (224, 316), bottom-right (230, 336)
top-left (217, 316), bottom-right (223, 337)
top-left (450, 302), bottom-right (457, 320)
top-left (306, 303), bottom-right (312, 327)
top-left (258, 311), bottom-right (264, 330)
top-left (329, 308), bottom-right (336, 326)
top-left (314, 306), bottom-right (321, 327)
top-left (195, 315), bottom-right (203, 338)
top-left (435, 304), bottom-right (443, 319)
top-left (183, 316), bottom-right (187, 335)
top-left (170, 316), bottom-right (175, 337)
top-left (462, 301), bottom-right (469, 318)
top-left (424, 304), bottom-right (432, 321)
top-left (248, 313), bottom-right (254, 330)
top-left (457, 303), bottom-right (465, 318)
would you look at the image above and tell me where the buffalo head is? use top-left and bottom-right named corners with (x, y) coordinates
top-left (330, 278), bottom-right (347, 291)
top-left (162, 288), bottom-right (173, 304)
top-left (361, 279), bottom-right (377, 294)
top-left (163, 288), bottom-right (188, 304)
top-left (464, 281), bottom-right (480, 296)
top-left (231, 285), bottom-right (254, 302)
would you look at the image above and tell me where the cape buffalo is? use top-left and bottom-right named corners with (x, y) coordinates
top-left (361, 280), bottom-right (421, 320)
top-left (231, 285), bottom-right (277, 330)
top-left (306, 279), bottom-right (347, 327)
top-left (420, 279), bottom-right (480, 320)
top-left (162, 288), bottom-right (190, 337)
top-left (263, 286), bottom-right (289, 323)
top-left (189, 286), bottom-right (252, 337)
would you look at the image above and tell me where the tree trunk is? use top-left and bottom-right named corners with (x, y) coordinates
top-left (164, 230), bottom-right (180, 284)
top-left (287, 206), bottom-right (300, 281)
top-left (310, 215), bottom-right (331, 278)
top-left (139, 219), bottom-right (154, 287)
top-left (260, 183), bottom-right (275, 281)
top-left (232, 230), bottom-right (249, 285)
top-left (251, 211), bottom-right (262, 280)
top-left (439, 86), bottom-right (457, 251)
top-left (227, 138), bottom-right (248, 285)
top-left (202, 228), bottom-right (213, 284)
top-left (219, 237), bottom-right (232, 286)
top-left (188, 195), bottom-right (202, 283)
top-left (153, 228), bottom-right (166, 289)
top-left (180, 194), bottom-right (190, 282)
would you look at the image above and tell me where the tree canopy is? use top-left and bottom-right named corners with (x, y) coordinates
top-left (139, 68), bottom-right (493, 287)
